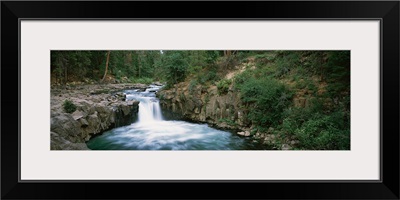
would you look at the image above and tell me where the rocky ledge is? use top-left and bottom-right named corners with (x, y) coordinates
top-left (50, 83), bottom-right (144, 150)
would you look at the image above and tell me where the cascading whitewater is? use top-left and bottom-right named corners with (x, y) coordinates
top-left (86, 85), bottom-right (259, 150)
top-left (136, 96), bottom-right (163, 122)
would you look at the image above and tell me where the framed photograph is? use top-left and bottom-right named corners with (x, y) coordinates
top-left (2, 1), bottom-right (399, 199)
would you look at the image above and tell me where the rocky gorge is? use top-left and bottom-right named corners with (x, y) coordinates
top-left (50, 83), bottom-right (147, 150)
top-left (156, 80), bottom-right (295, 150)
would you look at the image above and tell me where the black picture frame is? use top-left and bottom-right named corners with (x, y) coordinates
top-left (2, 1), bottom-right (399, 199)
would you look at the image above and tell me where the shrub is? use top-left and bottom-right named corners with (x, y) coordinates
top-left (233, 70), bottom-right (253, 89)
top-left (196, 66), bottom-right (219, 84)
top-left (218, 118), bottom-right (237, 127)
top-left (130, 77), bottom-right (153, 84)
top-left (216, 79), bottom-right (232, 95)
top-left (278, 98), bottom-right (350, 150)
top-left (293, 113), bottom-right (350, 150)
top-left (238, 78), bottom-right (292, 127)
top-left (188, 80), bottom-right (198, 94)
top-left (63, 99), bottom-right (77, 113)
top-left (274, 51), bottom-right (301, 77)
top-left (188, 66), bottom-right (203, 75)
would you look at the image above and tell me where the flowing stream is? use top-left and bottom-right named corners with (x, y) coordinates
top-left (87, 85), bottom-right (259, 150)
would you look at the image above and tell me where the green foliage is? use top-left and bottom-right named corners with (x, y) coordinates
top-left (279, 97), bottom-right (350, 150)
top-left (162, 51), bottom-right (189, 85)
top-left (188, 66), bottom-right (203, 75)
top-left (233, 70), bottom-right (253, 90)
top-left (237, 78), bottom-right (292, 127)
top-left (51, 51), bottom-right (100, 83)
top-left (273, 51), bottom-right (301, 78)
top-left (51, 50), bottom-right (164, 84)
top-left (324, 51), bottom-right (350, 97)
top-left (197, 67), bottom-right (219, 84)
top-left (63, 99), bottom-right (77, 113)
top-left (204, 93), bottom-right (211, 104)
top-left (205, 51), bottom-right (219, 64)
top-left (293, 113), bottom-right (350, 150)
top-left (218, 118), bottom-right (237, 126)
top-left (216, 79), bottom-right (232, 95)
top-left (295, 79), bottom-right (318, 94)
top-left (130, 77), bottom-right (154, 84)
top-left (220, 54), bottom-right (239, 70)
top-left (188, 80), bottom-right (198, 94)
top-left (179, 93), bottom-right (186, 102)
top-left (51, 50), bottom-right (350, 150)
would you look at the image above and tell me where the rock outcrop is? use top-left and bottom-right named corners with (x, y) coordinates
top-left (157, 82), bottom-right (250, 130)
top-left (50, 84), bottom-right (141, 150)
top-left (157, 81), bottom-right (295, 150)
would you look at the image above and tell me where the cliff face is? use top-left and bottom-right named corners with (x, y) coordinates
top-left (50, 84), bottom-right (141, 150)
top-left (158, 82), bottom-right (250, 131)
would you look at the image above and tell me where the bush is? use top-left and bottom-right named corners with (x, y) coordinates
top-left (196, 66), bottom-right (219, 84)
top-left (188, 80), bottom-right (198, 94)
top-left (274, 51), bottom-right (301, 77)
top-left (238, 78), bottom-right (292, 127)
top-left (63, 99), bottom-right (77, 113)
top-left (130, 77), bottom-right (153, 84)
top-left (293, 113), bottom-right (350, 150)
top-left (233, 70), bottom-right (253, 88)
top-left (188, 66), bottom-right (203, 75)
top-left (278, 98), bottom-right (350, 150)
top-left (216, 79), bottom-right (232, 95)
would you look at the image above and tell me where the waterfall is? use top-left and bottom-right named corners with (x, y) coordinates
top-left (87, 84), bottom-right (252, 150)
top-left (137, 97), bottom-right (163, 122)
top-left (126, 85), bottom-right (164, 123)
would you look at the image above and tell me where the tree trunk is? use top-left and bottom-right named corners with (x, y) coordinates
top-left (126, 51), bottom-right (132, 63)
top-left (224, 50), bottom-right (232, 57)
top-left (138, 51), bottom-right (142, 78)
top-left (101, 51), bottom-right (111, 82)
top-left (64, 66), bottom-right (67, 84)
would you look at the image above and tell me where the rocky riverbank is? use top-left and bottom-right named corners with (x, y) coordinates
top-left (157, 84), bottom-right (297, 150)
top-left (50, 83), bottom-right (147, 150)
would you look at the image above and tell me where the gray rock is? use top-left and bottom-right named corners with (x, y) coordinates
top-left (152, 81), bottom-right (164, 86)
top-left (281, 144), bottom-right (291, 150)
top-left (50, 113), bottom-right (81, 143)
top-left (244, 131), bottom-right (251, 137)
top-left (120, 104), bottom-right (132, 116)
top-left (79, 118), bottom-right (89, 127)
top-left (238, 131), bottom-right (250, 137)
top-left (51, 84), bottom-right (141, 150)
top-left (71, 110), bottom-right (85, 120)
top-left (51, 131), bottom-right (89, 150)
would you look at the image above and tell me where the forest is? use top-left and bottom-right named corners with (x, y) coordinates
top-left (51, 50), bottom-right (350, 150)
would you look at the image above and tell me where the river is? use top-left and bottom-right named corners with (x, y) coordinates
top-left (87, 85), bottom-right (261, 150)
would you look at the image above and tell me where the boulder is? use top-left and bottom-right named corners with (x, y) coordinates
top-left (244, 131), bottom-right (251, 137)
top-left (86, 113), bottom-right (101, 135)
top-left (50, 113), bottom-right (82, 143)
top-left (51, 132), bottom-right (89, 150)
top-left (79, 118), bottom-right (89, 127)
top-left (71, 110), bottom-right (85, 120)
top-left (237, 130), bottom-right (250, 137)
top-left (281, 144), bottom-right (292, 150)
top-left (152, 81), bottom-right (164, 86)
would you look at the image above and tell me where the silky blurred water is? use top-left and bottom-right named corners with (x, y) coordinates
top-left (87, 85), bottom-right (258, 150)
